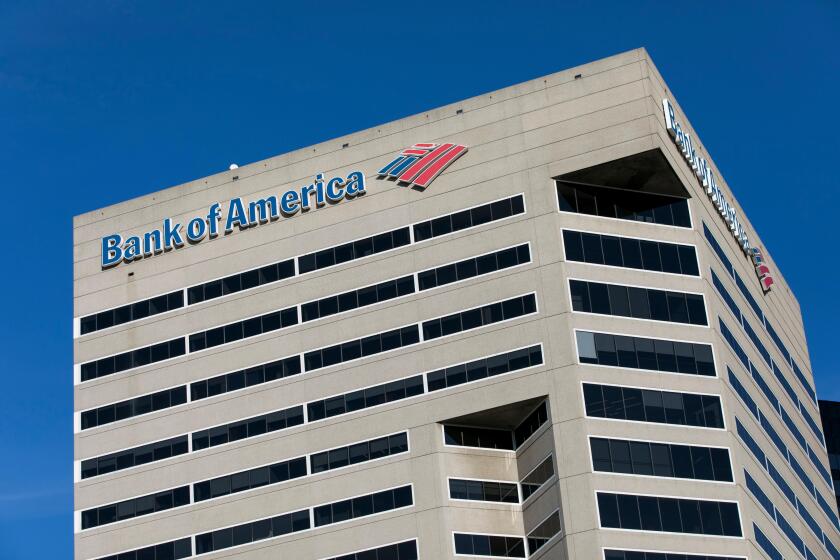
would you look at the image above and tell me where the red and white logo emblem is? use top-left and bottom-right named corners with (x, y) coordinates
top-left (377, 142), bottom-right (468, 189)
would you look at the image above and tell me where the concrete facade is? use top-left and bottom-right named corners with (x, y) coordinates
top-left (73, 49), bottom-right (837, 560)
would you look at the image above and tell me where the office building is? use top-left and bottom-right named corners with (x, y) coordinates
top-left (73, 48), bottom-right (839, 559)
top-left (819, 400), bottom-right (840, 512)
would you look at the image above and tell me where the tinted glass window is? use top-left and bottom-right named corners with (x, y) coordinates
top-left (556, 182), bottom-right (691, 228)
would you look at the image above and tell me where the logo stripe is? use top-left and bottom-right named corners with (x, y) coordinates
top-left (377, 155), bottom-right (407, 176)
top-left (387, 156), bottom-right (419, 178)
top-left (397, 143), bottom-right (455, 184)
top-left (412, 145), bottom-right (468, 188)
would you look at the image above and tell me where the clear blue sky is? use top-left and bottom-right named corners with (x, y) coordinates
top-left (1, 1), bottom-right (837, 556)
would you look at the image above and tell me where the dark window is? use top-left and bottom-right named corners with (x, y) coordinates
top-left (520, 456), bottom-right (555, 501)
top-left (597, 492), bottom-right (741, 536)
top-left (564, 230), bottom-right (698, 276)
top-left (82, 486), bottom-right (190, 529)
top-left (418, 244), bottom-right (530, 291)
top-left (449, 479), bottom-right (519, 503)
top-left (307, 376), bottom-right (424, 422)
top-left (195, 508), bottom-right (310, 554)
top-left (190, 355), bottom-right (301, 401)
top-left (590, 438), bottom-right (732, 482)
top-left (81, 291), bottom-right (185, 335)
top-left (297, 228), bottom-right (410, 275)
top-left (422, 294), bottom-right (536, 341)
top-left (514, 401), bottom-right (548, 447)
top-left (81, 386), bottom-right (188, 430)
top-left (302, 276), bottom-right (415, 322)
top-left (453, 533), bottom-right (526, 558)
top-left (93, 538), bottom-right (192, 560)
top-left (314, 486), bottom-right (413, 528)
top-left (81, 435), bottom-right (188, 479)
top-left (304, 325), bottom-right (420, 371)
top-left (324, 540), bottom-right (418, 560)
top-left (569, 280), bottom-right (707, 325)
top-left (191, 406), bottom-right (303, 451)
top-left (80, 338), bottom-right (186, 382)
top-left (193, 456), bottom-right (306, 502)
top-left (413, 195), bottom-right (525, 242)
top-left (310, 432), bottom-right (408, 474)
top-left (188, 306), bottom-right (298, 352)
top-left (583, 383), bottom-right (724, 428)
top-left (556, 182), bottom-right (691, 228)
top-left (444, 425), bottom-right (514, 450)
top-left (427, 345), bottom-right (542, 391)
top-left (576, 331), bottom-right (714, 377)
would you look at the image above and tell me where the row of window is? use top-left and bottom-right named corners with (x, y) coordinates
top-left (80, 291), bottom-right (184, 335)
top-left (81, 256), bottom-right (533, 386)
top-left (427, 346), bottom-right (543, 392)
top-left (735, 417), bottom-right (840, 552)
top-left (86, 431), bottom-right (410, 536)
top-left (583, 383), bottom-right (724, 429)
top-left (724, 337), bottom-right (834, 495)
top-left (188, 306), bottom-right (298, 352)
top-left (190, 355), bottom-right (301, 401)
top-left (563, 230), bottom-right (699, 276)
top-left (299, 228), bottom-right (411, 275)
top-left (81, 386), bottom-right (187, 430)
top-left (304, 325), bottom-right (420, 371)
top-left (604, 551), bottom-right (745, 560)
top-left (443, 401), bottom-right (550, 451)
top-left (745, 470), bottom-right (825, 560)
top-left (194, 457), bottom-right (307, 502)
top-left (327, 540), bottom-right (418, 560)
top-left (82, 486), bottom-right (189, 529)
top-left (453, 533), bottom-right (526, 558)
top-left (308, 372), bottom-right (424, 421)
top-left (421, 294), bottom-right (537, 341)
top-left (597, 492), bottom-right (742, 536)
top-left (753, 523), bottom-right (784, 560)
top-left (193, 485), bottom-right (412, 555)
top-left (527, 511), bottom-right (562, 554)
top-left (85, 294), bottom-right (537, 426)
top-left (417, 244), bottom-right (530, 291)
top-left (195, 432), bottom-right (409, 502)
top-left (714, 278), bottom-right (825, 450)
top-left (80, 338), bottom-right (185, 382)
top-left (703, 223), bottom-right (816, 404)
top-left (187, 259), bottom-right (296, 306)
top-left (95, 538), bottom-right (192, 560)
top-left (576, 331), bottom-right (715, 376)
top-left (311, 432), bottom-right (408, 474)
top-left (192, 405), bottom-right (304, 451)
top-left (301, 276), bottom-right (414, 322)
top-left (514, 402), bottom-right (549, 447)
top-left (80, 194), bottom-right (525, 335)
top-left (556, 181), bottom-right (691, 228)
top-left (314, 486), bottom-right (413, 527)
top-left (82, 343), bottom-right (543, 478)
top-left (569, 280), bottom-right (707, 326)
top-left (195, 508), bottom-right (310, 555)
top-left (449, 478), bottom-right (519, 503)
top-left (520, 456), bottom-right (555, 501)
top-left (590, 437), bottom-right (732, 482)
top-left (81, 435), bottom-right (188, 479)
top-left (413, 195), bottom-right (525, 242)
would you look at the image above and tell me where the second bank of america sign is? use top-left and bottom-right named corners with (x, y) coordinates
top-left (100, 142), bottom-right (468, 269)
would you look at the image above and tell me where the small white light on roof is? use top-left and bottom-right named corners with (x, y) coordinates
top-left (229, 163), bottom-right (239, 170)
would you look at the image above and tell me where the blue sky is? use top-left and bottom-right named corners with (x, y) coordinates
top-left (0, 0), bottom-right (837, 556)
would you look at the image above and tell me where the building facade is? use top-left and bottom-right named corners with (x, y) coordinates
top-left (819, 401), bottom-right (840, 512)
top-left (73, 49), bottom-right (839, 560)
